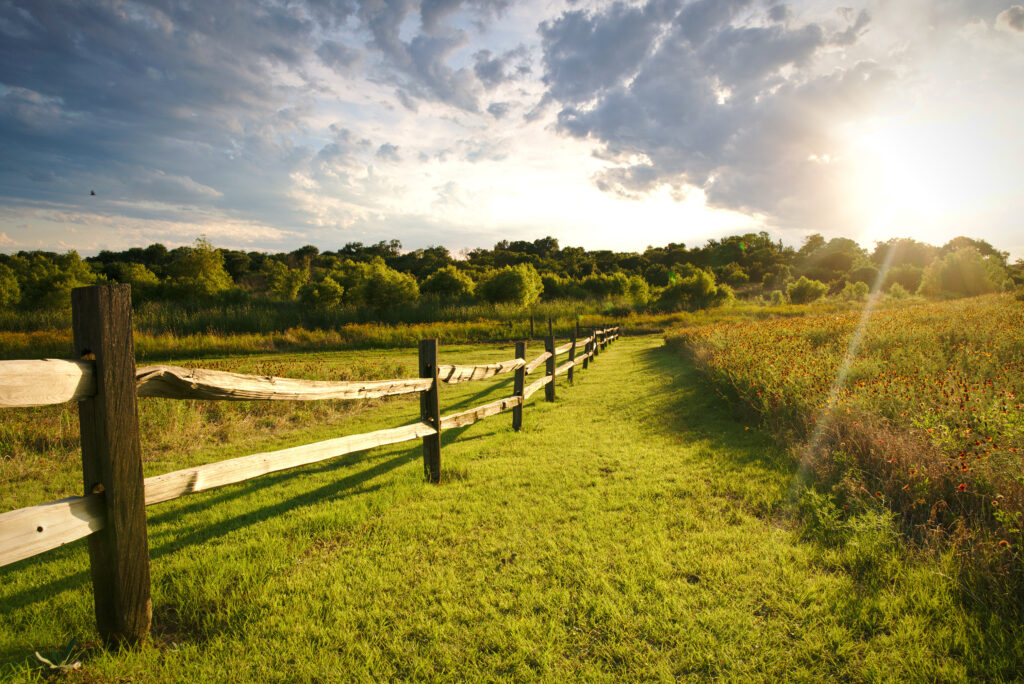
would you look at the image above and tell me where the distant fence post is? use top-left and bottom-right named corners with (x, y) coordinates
top-left (568, 332), bottom-right (576, 385)
top-left (71, 284), bottom-right (151, 646)
top-left (583, 334), bottom-right (591, 370)
top-left (529, 314), bottom-right (534, 340)
top-left (544, 334), bottom-right (555, 402)
top-left (513, 341), bottom-right (526, 431)
top-left (418, 339), bottom-right (441, 483)
top-left (593, 329), bottom-right (601, 358)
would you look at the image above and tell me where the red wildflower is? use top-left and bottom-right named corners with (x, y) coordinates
top-left (957, 483), bottom-right (967, 492)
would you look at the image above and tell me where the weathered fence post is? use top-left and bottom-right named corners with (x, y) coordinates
top-left (568, 332), bottom-right (576, 385)
top-left (583, 335), bottom-right (591, 370)
top-left (547, 318), bottom-right (553, 338)
top-left (418, 339), bottom-right (441, 483)
top-left (513, 341), bottom-right (526, 431)
top-left (545, 334), bottom-right (556, 402)
top-left (71, 284), bottom-right (151, 646)
top-left (593, 329), bottom-right (600, 358)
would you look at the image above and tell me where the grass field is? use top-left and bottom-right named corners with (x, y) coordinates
top-left (666, 294), bottom-right (1024, 611)
top-left (2, 336), bottom-right (1022, 681)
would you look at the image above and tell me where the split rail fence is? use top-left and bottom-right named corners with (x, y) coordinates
top-left (0, 284), bottom-right (620, 644)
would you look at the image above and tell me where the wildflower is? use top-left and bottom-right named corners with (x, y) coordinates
top-left (999, 540), bottom-right (1010, 549)
top-left (957, 483), bottom-right (967, 492)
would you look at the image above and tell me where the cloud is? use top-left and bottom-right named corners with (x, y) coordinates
top-left (487, 101), bottom-right (510, 118)
top-left (997, 5), bottom-right (1024, 31)
top-left (539, 0), bottom-right (894, 230)
top-left (376, 142), bottom-right (401, 161)
top-left (316, 40), bottom-right (362, 72)
top-left (473, 45), bottom-right (529, 88)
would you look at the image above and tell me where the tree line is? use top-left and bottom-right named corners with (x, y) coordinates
top-left (0, 232), bottom-right (1020, 314)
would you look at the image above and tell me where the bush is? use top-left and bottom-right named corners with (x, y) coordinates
top-left (643, 263), bottom-right (670, 287)
top-left (262, 261), bottom-right (309, 301)
top-left (768, 289), bottom-right (786, 306)
top-left (0, 263), bottom-right (20, 308)
top-left (887, 283), bottom-right (910, 300)
top-left (838, 281), bottom-right (869, 302)
top-left (883, 264), bottom-right (924, 293)
top-left (581, 272), bottom-right (629, 299)
top-left (298, 276), bottom-right (344, 309)
top-left (787, 276), bottom-right (829, 304)
top-left (167, 237), bottom-right (234, 299)
top-left (657, 266), bottom-right (732, 311)
top-left (918, 247), bottom-right (1008, 298)
top-left (478, 264), bottom-right (543, 307)
top-left (421, 266), bottom-right (474, 301)
top-left (626, 274), bottom-right (650, 305)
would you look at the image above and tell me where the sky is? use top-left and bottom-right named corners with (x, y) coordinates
top-left (0, 0), bottom-right (1022, 258)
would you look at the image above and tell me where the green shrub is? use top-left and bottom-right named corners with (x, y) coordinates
top-left (0, 263), bottom-right (20, 308)
top-left (421, 266), bottom-right (474, 301)
top-left (581, 272), bottom-right (629, 299)
top-left (478, 264), bottom-right (543, 307)
top-left (298, 276), bottom-right (344, 309)
top-left (626, 274), bottom-right (650, 305)
top-left (918, 247), bottom-right (1008, 298)
top-left (787, 276), bottom-right (829, 304)
top-left (656, 266), bottom-right (732, 311)
top-left (167, 237), bottom-right (234, 299)
top-left (838, 280), bottom-right (869, 302)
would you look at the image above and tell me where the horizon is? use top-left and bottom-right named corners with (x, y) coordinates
top-left (2, 1), bottom-right (1023, 259)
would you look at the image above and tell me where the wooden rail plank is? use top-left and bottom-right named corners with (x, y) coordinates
top-left (0, 495), bottom-right (105, 568)
top-left (553, 341), bottom-right (574, 356)
top-left (435, 358), bottom-right (524, 384)
top-left (555, 359), bottom-right (575, 377)
top-left (522, 374), bottom-right (551, 400)
top-left (136, 366), bottom-right (431, 401)
top-left (0, 359), bottom-right (95, 407)
top-left (524, 351), bottom-right (551, 375)
top-left (144, 421), bottom-right (436, 506)
top-left (439, 395), bottom-right (522, 430)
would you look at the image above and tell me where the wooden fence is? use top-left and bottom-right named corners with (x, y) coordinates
top-left (0, 284), bottom-right (620, 644)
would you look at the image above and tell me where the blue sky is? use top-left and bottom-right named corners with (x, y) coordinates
top-left (1, 0), bottom-right (1022, 257)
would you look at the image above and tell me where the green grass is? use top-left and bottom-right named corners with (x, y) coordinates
top-left (1, 337), bottom-right (1022, 680)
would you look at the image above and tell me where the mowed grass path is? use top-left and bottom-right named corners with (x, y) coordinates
top-left (0, 336), bottom-right (1010, 681)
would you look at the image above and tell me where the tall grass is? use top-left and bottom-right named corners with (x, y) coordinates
top-left (665, 293), bottom-right (1024, 612)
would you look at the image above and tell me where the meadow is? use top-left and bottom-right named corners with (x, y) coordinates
top-left (2, 336), bottom-right (1023, 681)
top-left (666, 293), bottom-right (1024, 610)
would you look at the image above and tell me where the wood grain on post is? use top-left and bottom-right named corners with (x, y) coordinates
top-left (71, 284), bottom-right (151, 645)
top-left (544, 335), bottom-right (555, 402)
top-left (513, 341), bottom-right (525, 432)
top-left (568, 334), bottom-right (576, 385)
top-left (418, 339), bottom-right (442, 483)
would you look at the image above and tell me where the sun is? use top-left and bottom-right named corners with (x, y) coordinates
top-left (847, 113), bottom-right (1000, 247)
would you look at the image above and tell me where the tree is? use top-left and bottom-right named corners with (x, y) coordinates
top-left (918, 247), bottom-right (1008, 298)
top-left (167, 237), bottom-right (234, 298)
top-left (298, 276), bottom-right (344, 309)
top-left (0, 263), bottom-right (20, 308)
top-left (787, 276), bottom-right (829, 304)
top-left (477, 264), bottom-right (543, 307)
top-left (262, 260), bottom-right (309, 301)
top-left (421, 265), bottom-right (474, 301)
top-left (657, 266), bottom-right (732, 311)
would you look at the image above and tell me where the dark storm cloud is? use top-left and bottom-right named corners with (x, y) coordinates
top-left (473, 46), bottom-right (529, 89)
top-left (0, 0), bottom-right (513, 238)
top-left (376, 142), bottom-right (401, 161)
top-left (997, 5), bottom-right (1024, 31)
top-left (539, 0), bottom-right (890, 226)
top-left (487, 101), bottom-right (510, 118)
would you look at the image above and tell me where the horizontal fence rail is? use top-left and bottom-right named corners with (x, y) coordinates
top-left (0, 284), bottom-right (620, 645)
